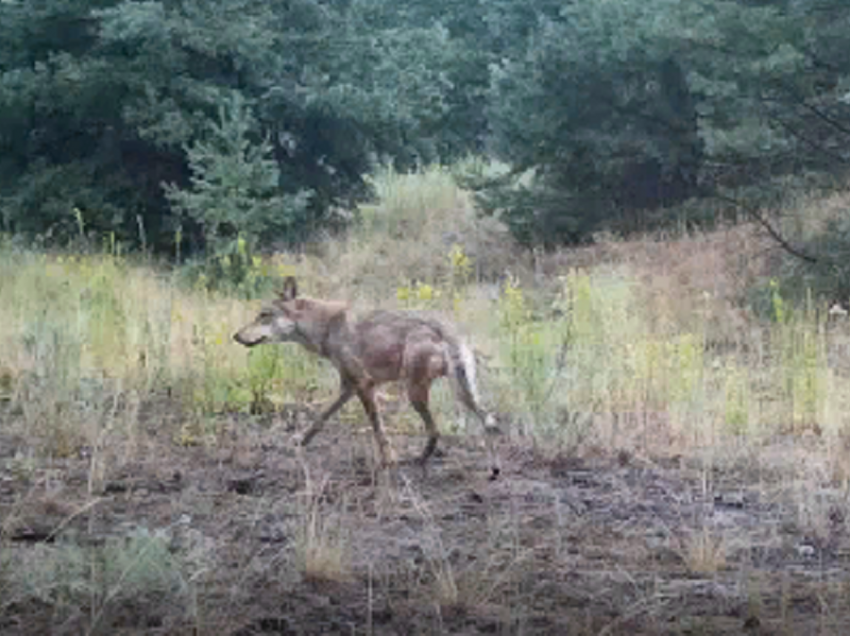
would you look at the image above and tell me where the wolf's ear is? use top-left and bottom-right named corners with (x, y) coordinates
top-left (279, 276), bottom-right (298, 301)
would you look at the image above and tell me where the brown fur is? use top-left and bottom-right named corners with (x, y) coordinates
top-left (234, 277), bottom-right (500, 476)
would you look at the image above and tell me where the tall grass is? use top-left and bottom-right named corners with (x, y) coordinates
top-left (2, 166), bottom-right (850, 462)
top-left (0, 247), bottom-right (332, 455)
top-left (482, 259), bottom-right (850, 454)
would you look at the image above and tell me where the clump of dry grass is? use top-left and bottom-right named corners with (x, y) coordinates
top-left (300, 508), bottom-right (351, 583)
top-left (295, 456), bottom-right (352, 583)
top-left (679, 528), bottom-right (727, 575)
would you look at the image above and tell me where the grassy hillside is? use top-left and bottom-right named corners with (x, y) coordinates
top-left (3, 167), bottom-right (850, 457)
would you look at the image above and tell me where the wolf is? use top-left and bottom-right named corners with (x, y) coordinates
top-left (233, 277), bottom-right (500, 478)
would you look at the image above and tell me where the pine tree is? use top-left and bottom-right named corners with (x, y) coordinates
top-left (164, 92), bottom-right (311, 252)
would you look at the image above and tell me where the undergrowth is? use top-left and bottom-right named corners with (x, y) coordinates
top-left (2, 167), bottom-right (850, 458)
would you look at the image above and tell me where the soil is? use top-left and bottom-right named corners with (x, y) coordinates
top-left (3, 404), bottom-right (850, 635)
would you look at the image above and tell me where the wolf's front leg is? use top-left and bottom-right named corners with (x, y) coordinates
top-left (356, 385), bottom-right (397, 467)
top-left (295, 383), bottom-right (355, 447)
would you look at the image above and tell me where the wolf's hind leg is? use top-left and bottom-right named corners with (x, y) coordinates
top-left (409, 387), bottom-right (439, 466)
top-left (406, 347), bottom-right (441, 466)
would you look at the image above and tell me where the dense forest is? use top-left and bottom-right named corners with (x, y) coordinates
top-left (2, 0), bottom-right (850, 253)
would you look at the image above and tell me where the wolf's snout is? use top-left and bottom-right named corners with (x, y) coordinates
top-left (234, 329), bottom-right (264, 347)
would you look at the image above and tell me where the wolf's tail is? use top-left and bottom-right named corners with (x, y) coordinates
top-left (446, 338), bottom-right (496, 431)
top-left (447, 337), bottom-right (501, 477)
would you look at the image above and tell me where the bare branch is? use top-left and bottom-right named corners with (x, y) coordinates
top-left (766, 113), bottom-right (849, 165)
top-left (712, 191), bottom-right (819, 264)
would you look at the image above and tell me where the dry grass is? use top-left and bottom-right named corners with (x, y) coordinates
top-left (4, 169), bottom-right (850, 466)
top-left (3, 168), bottom-right (850, 465)
top-left (539, 223), bottom-right (770, 350)
top-left (679, 528), bottom-right (728, 575)
top-left (299, 500), bottom-right (352, 583)
top-left (295, 454), bottom-right (353, 583)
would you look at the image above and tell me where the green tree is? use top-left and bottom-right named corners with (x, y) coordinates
top-left (164, 92), bottom-right (311, 252)
top-left (479, 0), bottom-right (850, 245)
top-left (0, 0), bottom-right (464, 252)
top-left (5, 0), bottom-right (850, 255)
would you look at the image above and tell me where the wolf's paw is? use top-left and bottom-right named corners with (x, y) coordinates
top-left (380, 446), bottom-right (398, 469)
top-left (484, 414), bottom-right (503, 436)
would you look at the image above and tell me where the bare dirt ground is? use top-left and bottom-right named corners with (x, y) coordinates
top-left (3, 404), bottom-right (850, 635)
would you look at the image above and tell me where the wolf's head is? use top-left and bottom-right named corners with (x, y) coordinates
top-left (233, 277), bottom-right (348, 352)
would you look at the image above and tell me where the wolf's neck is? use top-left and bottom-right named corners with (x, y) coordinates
top-left (317, 311), bottom-right (352, 358)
